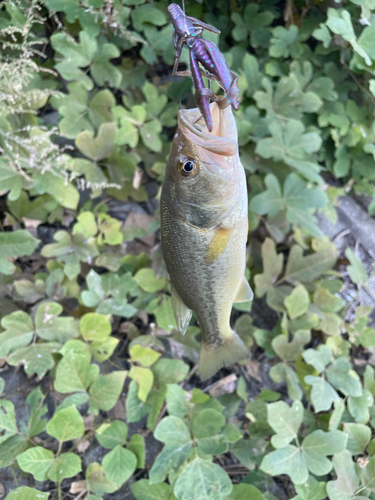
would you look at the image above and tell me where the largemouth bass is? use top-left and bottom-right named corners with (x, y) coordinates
top-left (160, 101), bottom-right (253, 380)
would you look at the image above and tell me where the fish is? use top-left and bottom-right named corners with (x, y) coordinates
top-left (160, 100), bottom-right (253, 380)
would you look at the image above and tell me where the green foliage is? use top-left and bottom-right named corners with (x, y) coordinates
top-left (2, 0), bottom-right (375, 498)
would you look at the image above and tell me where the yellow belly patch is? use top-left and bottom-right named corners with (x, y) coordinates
top-left (205, 226), bottom-right (233, 266)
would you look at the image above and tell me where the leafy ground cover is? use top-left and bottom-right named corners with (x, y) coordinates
top-left (1, 0), bottom-right (375, 499)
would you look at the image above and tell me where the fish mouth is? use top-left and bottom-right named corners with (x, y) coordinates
top-left (178, 102), bottom-right (238, 158)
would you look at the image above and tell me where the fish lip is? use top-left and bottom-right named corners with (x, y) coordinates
top-left (178, 102), bottom-right (238, 157)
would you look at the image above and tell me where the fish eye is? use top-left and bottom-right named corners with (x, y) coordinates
top-left (179, 158), bottom-right (197, 177)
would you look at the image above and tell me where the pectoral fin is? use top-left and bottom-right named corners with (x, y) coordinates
top-left (235, 276), bottom-right (254, 303)
top-left (171, 285), bottom-right (192, 335)
top-left (205, 226), bottom-right (233, 266)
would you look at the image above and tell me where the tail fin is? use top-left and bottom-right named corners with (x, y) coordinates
top-left (198, 332), bottom-right (250, 381)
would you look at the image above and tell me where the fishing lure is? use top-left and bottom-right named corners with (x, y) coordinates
top-left (168, 3), bottom-right (240, 132)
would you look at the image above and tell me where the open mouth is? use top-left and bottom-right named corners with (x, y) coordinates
top-left (178, 102), bottom-right (238, 158)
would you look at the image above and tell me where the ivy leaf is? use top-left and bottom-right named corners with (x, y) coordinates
top-left (174, 458), bottom-right (232, 500)
top-left (88, 89), bottom-right (116, 128)
top-left (284, 285), bottom-right (310, 319)
top-left (347, 390), bottom-right (373, 423)
top-left (7, 342), bottom-right (61, 378)
top-left (254, 238), bottom-right (283, 297)
top-left (313, 23), bottom-right (332, 49)
top-left (301, 430), bottom-right (347, 477)
top-left (51, 31), bottom-right (97, 89)
top-left (46, 405), bottom-right (84, 442)
top-left (102, 445), bottom-right (137, 486)
top-left (270, 25), bottom-right (300, 58)
top-left (6, 487), bottom-right (49, 500)
top-left (41, 231), bottom-right (99, 280)
top-left (272, 330), bottom-right (311, 362)
top-left (166, 384), bottom-right (189, 419)
top-left (128, 433), bottom-right (146, 468)
top-left (149, 416), bottom-right (192, 483)
top-left (293, 476), bottom-right (327, 500)
top-left (344, 423), bottom-right (371, 455)
top-left (284, 245), bottom-right (337, 285)
top-left (305, 376), bottom-right (340, 413)
top-left (270, 363), bottom-right (303, 400)
top-left (89, 371), bottom-right (127, 412)
top-left (345, 249), bottom-right (367, 285)
top-left (97, 213), bottom-right (123, 245)
top-left (76, 122), bottom-right (117, 162)
top-left (0, 311), bottom-right (34, 358)
top-left (250, 174), bottom-right (283, 218)
top-left (134, 268), bottom-right (166, 293)
top-left (130, 345), bottom-right (161, 367)
top-left (131, 4), bottom-right (167, 31)
top-left (326, 358), bottom-right (362, 397)
top-left (140, 119), bottom-right (163, 152)
top-left (0, 159), bottom-right (24, 201)
top-left (303, 345), bottom-right (332, 374)
top-left (267, 400), bottom-right (303, 448)
top-left (91, 43), bottom-right (122, 88)
top-left (0, 230), bottom-right (40, 275)
top-left (261, 445), bottom-right (307, 484)
top-left (326, 450), bottom-right (363, 500)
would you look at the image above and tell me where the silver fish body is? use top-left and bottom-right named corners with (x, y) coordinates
top-left (160, 102), bottom-right (253, 379)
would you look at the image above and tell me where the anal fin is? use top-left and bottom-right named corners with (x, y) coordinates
top-left (171, 285), bottom-right (192, 335)
top-left (234, 276), bottom-right (254, 303)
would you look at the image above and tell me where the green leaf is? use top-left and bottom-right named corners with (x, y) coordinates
top-left (134, 268), bottom-right (166, 293)
top-left (0, 311), bottom-right (34, 358)
top-left (166, 384), bottom-right (189, 419)
top-left (131, 479), bottom-right (173, 500)
top-left (345, 248), bottom-right (367, 285)
top-left (130, 345), bottom-right (161, 367)
top-left (7, 342), bottom-right (61, 378)
top-left (344, 423), bottom-right (371, 455)
top-left (55, 353), bottom-right (99, 393)
top-left (358, 454), bottom-right (375, 492)
top-left (47, 452), bottom-right (82, 482)
top-left (348, 390), bottom-right (373, 423)
top-left (0, 159), bottom-right (23, 201)
top-left (91, 43), bottom-right (122, 88)
top-left (126, 380), bottom-right (150, 423)
top-left (129, 366), bottom-right (154, 402)
top-left (272, 330), bottom-right (311, 362)
top-left (46, 404), bottom-right (84, 442)
top-left (293, 476), bottom-right (327, 500)
top-left (261, 445), bottom-right (308, 484)
top-left (267, 400), bottom-right (303, 448)
top-left (270, 362), bottom-right (303, 400)
top-left (128, 433), bottom-right (146, 468)
top-left (0, 400), bottom-right (18, 444)
top-left (89, 370), bottom-right (127, 411)
top-left (86, 462), bottom-right (119, 495)
top-left (96, 420), bottom-right (128, 449)
top-left (151, 358), bottom-right (189, 387)
top-left (0, 230), bottom-right (40, 275)
top-left (284, 285), bottom-right (310, 319)
top-left (326, 358), bottom-right (362, 397)
top-left (254, 238), bottom-right (283, 297)
top-left (140, 120), bottom-right (163, 152)
top-left (35, 302), bottom-right (79, 342)
top-left (301, 430), bottom-right (347, 477)
top-left (326, 450), bottom-right (361, 500)
top-left (154, 416), bottom-right (191, 447)
top-left (270, 25), bottom-right (299, 58)
top-left (250, 174), bottom-right (283, 218)
top-left (102, 445), bottom-right (137, 486)
top-left (6, 487), bottom-right (50, 500)
top-left (17, 447), bottom-right (54, 481)
top-left (305, 376), bottom-right (340, 412)
top-left (284, 245), bottom-right (337, 284)
top-left (76, 122), bottom-right (117, 162)
top-left (0, 435), bottom-right (29, 468)
top-left (303, 345), bottom-right (332, 374)
top-left (174, 458), bottom-right (232, 500)
top-left (131, 4), bottom-right (167, 32)
top-left (80, 313), bottom-right (111, 342)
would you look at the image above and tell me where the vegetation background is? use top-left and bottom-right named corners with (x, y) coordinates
top-left (2, 0), bottom-right (375, 498)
